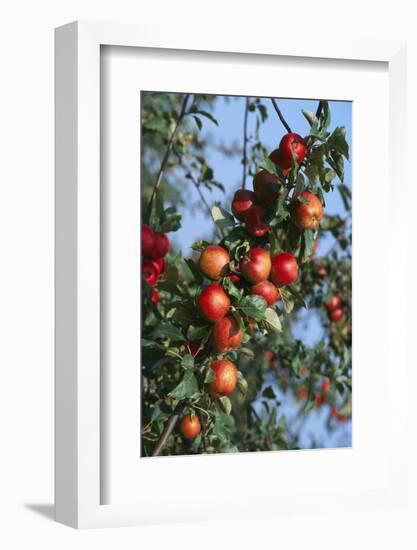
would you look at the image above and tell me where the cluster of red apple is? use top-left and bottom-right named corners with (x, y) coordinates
top-left (141, 224), bottom-right (170, 307)
top-left (231, 133), bottom-right (323, 236)
top-left (326, 294), bottom-right (345, 323)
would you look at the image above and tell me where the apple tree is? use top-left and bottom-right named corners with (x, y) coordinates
top-left (141, 93), bottom-right (351, 456)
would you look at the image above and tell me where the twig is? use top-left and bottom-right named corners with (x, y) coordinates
top-left (242, 97), bottom-right (250, 189)
top-left (144, 93), bottom-right (191, 223)
top-left (270, 98), bottom-right (292, 133)
top-left (189, 176), bottom-right (222, 240)
top-left (151, 401), bottom-right (183, 457)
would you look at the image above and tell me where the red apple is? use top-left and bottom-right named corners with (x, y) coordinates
top-left (321, 378), bottom-right (330, 393)
top-left (231, 189), bottom-right (256, 221)
top-left (197, 283), bottom-right (231, 322)
top-left (208, 359), bottom-right (238, 397)
top-left (251, 280), bottom-right (280, 306)
top-left (199, 245), bottom-right (230, 280)
top-left (329, 308), bottom-right (344, 323)
top-left (252, 170), bottom-right (282, 202)
top-left (142, 260), bottom-right (158, 286)
top-left (151, 288), bottom-right (159, 307)
top-left (212, 316), bottom-right (243, 353)
top-left (241, 247), bottom-right (271, 284)
top-left (151, 258), bottom-right (164, 276)
top-left (291, 191), bottom-right (323, 230)
top-left (326, 295), bottom-right (342, 312)
top-left (149, 232), bottom-right (170, 259)
top-left (179, 414), bottom-right (201, 439)
top-left (245, 205), bottom-right (270, 238)
top-left (270, 252), bottom-right (298, 287)
top-left (142, 225), bottom-right (155, 257)
top-left (277, 133), bottom-right (306, 168)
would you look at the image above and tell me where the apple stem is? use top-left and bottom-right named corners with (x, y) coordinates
top-left (270, 98), bottom-right (292, 134)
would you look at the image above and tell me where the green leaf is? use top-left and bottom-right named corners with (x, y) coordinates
top-left (302, 109), bottom-right (318, 127)
top-left (184, 257), bottom-right (204, 284)
top-left (157, 322), bottom-right (186, 342)
top-left (286, 284), bottom-right (307, 309)
top-left (211, 204), bottom-right (235, 234)
top-left (237, 295), bottom-right (267, 321)
top-left (319, 100), bottom-right (331, 131)
top-left (187, 324), bottom-right (211, 342)
top-left (217, 396), bottom-right (232, 415)
top-left (169, 370), bottom-right (199, 400)
top-left (279, 287), bottom-right (295, 314)
top-left (204, 366), bottom-right (215, 384)
top-left (304, 164), bottom-right (319, 184)
top-left (189, 108), bottom-right (219, 126)
top-left (327, 126), bottom-right (349, 160)
top-left (257, 158), bottom-right (281, 178)
top-left (181, 354), bottom-right (194, 369)
top-left (191, 240), bottom-right (210, 251)
top-left (222, 277), bottom-right (242, 300)
top-left (263, 307), bottom-right (282, 333)
top-left (192, 115), bottom-right (202, 130)
top-left (301, 229), bottom-right (315, 263)
top-left (236, 371), bottom-right (248, 396)
top-left (161, 206), bottom-right (181, 233)
top-left (338, 184), bottom-right (352, 211)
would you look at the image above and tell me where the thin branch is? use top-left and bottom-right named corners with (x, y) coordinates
top-left (151, 401), bottom-right (183, 457)
top-left (189, 176), bottom-right (222, 240)
top-left (242, 97), bottom-right (250, 189)
top-left (270, 98), bottom-right (292, 133)
top-left (144, 93), bottom-right (191, 223)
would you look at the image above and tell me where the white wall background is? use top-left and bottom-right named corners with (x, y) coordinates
top-left (0, 1), bottom-right (416, 548)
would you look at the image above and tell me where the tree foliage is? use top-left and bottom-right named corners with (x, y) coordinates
top-left (141, 93), bottom-right (351, 457)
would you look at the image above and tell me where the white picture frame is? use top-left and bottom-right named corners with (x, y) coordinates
top-left (55, 21), bottom-right (407, 529)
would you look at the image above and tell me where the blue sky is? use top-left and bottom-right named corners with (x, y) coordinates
top-left (169, 95), bottom-right (352, 449)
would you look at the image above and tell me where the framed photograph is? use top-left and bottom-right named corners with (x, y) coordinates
top-left (55, 21), bottom-right (407, 528)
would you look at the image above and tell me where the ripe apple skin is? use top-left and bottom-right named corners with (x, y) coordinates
top-left (149, 232), bottom-right (170, 259)
top-left (315, 393), bottom-right (325, 407)
top-left (142, 225), bottom-right (155, 257)
top-left (245, 205), bottom-right (270, 237)
top-left (208, 359), bottom-right (238, 397)
top-left (142, 260), bottom-right (159, 286)
top-left (151, 288), bottom-right (159, 307)
top-left (251, 280), bottom-right (280, 306)
top-left (212, 315), bottom-right (243, 353)
top-left (298, 386), bottom-right (308, 401)
top-left (241, 247), bottom-right (272, 284)
top-left (291, 191), bottom-right (323, 230)
top-left (329, 308), bottom-right (344, 322)
top-left (232, 189), bottom-right (256, 221)
top-left (179, 414), bottom-right (201, 439)
top-left (253, 170), bottom-right (282, 202)
top-left (270, 252), bottom-right (299, 286)
top-left (268, 149), bottom-right (290, 177)
top-left (277, 133), bottom-right (306, 168)
top-left (151, 257), bottom-right (164, 276)
top-left (321, 378), bottom-right (330, 393)
top-left (199, 245), bottom-right (230, 280)
top-left (197, 283), bottom-right (231, 322)
top-left (317, 264), bottom-right (327, 278)
top-left (326, 294), bottom-right (342, 312)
